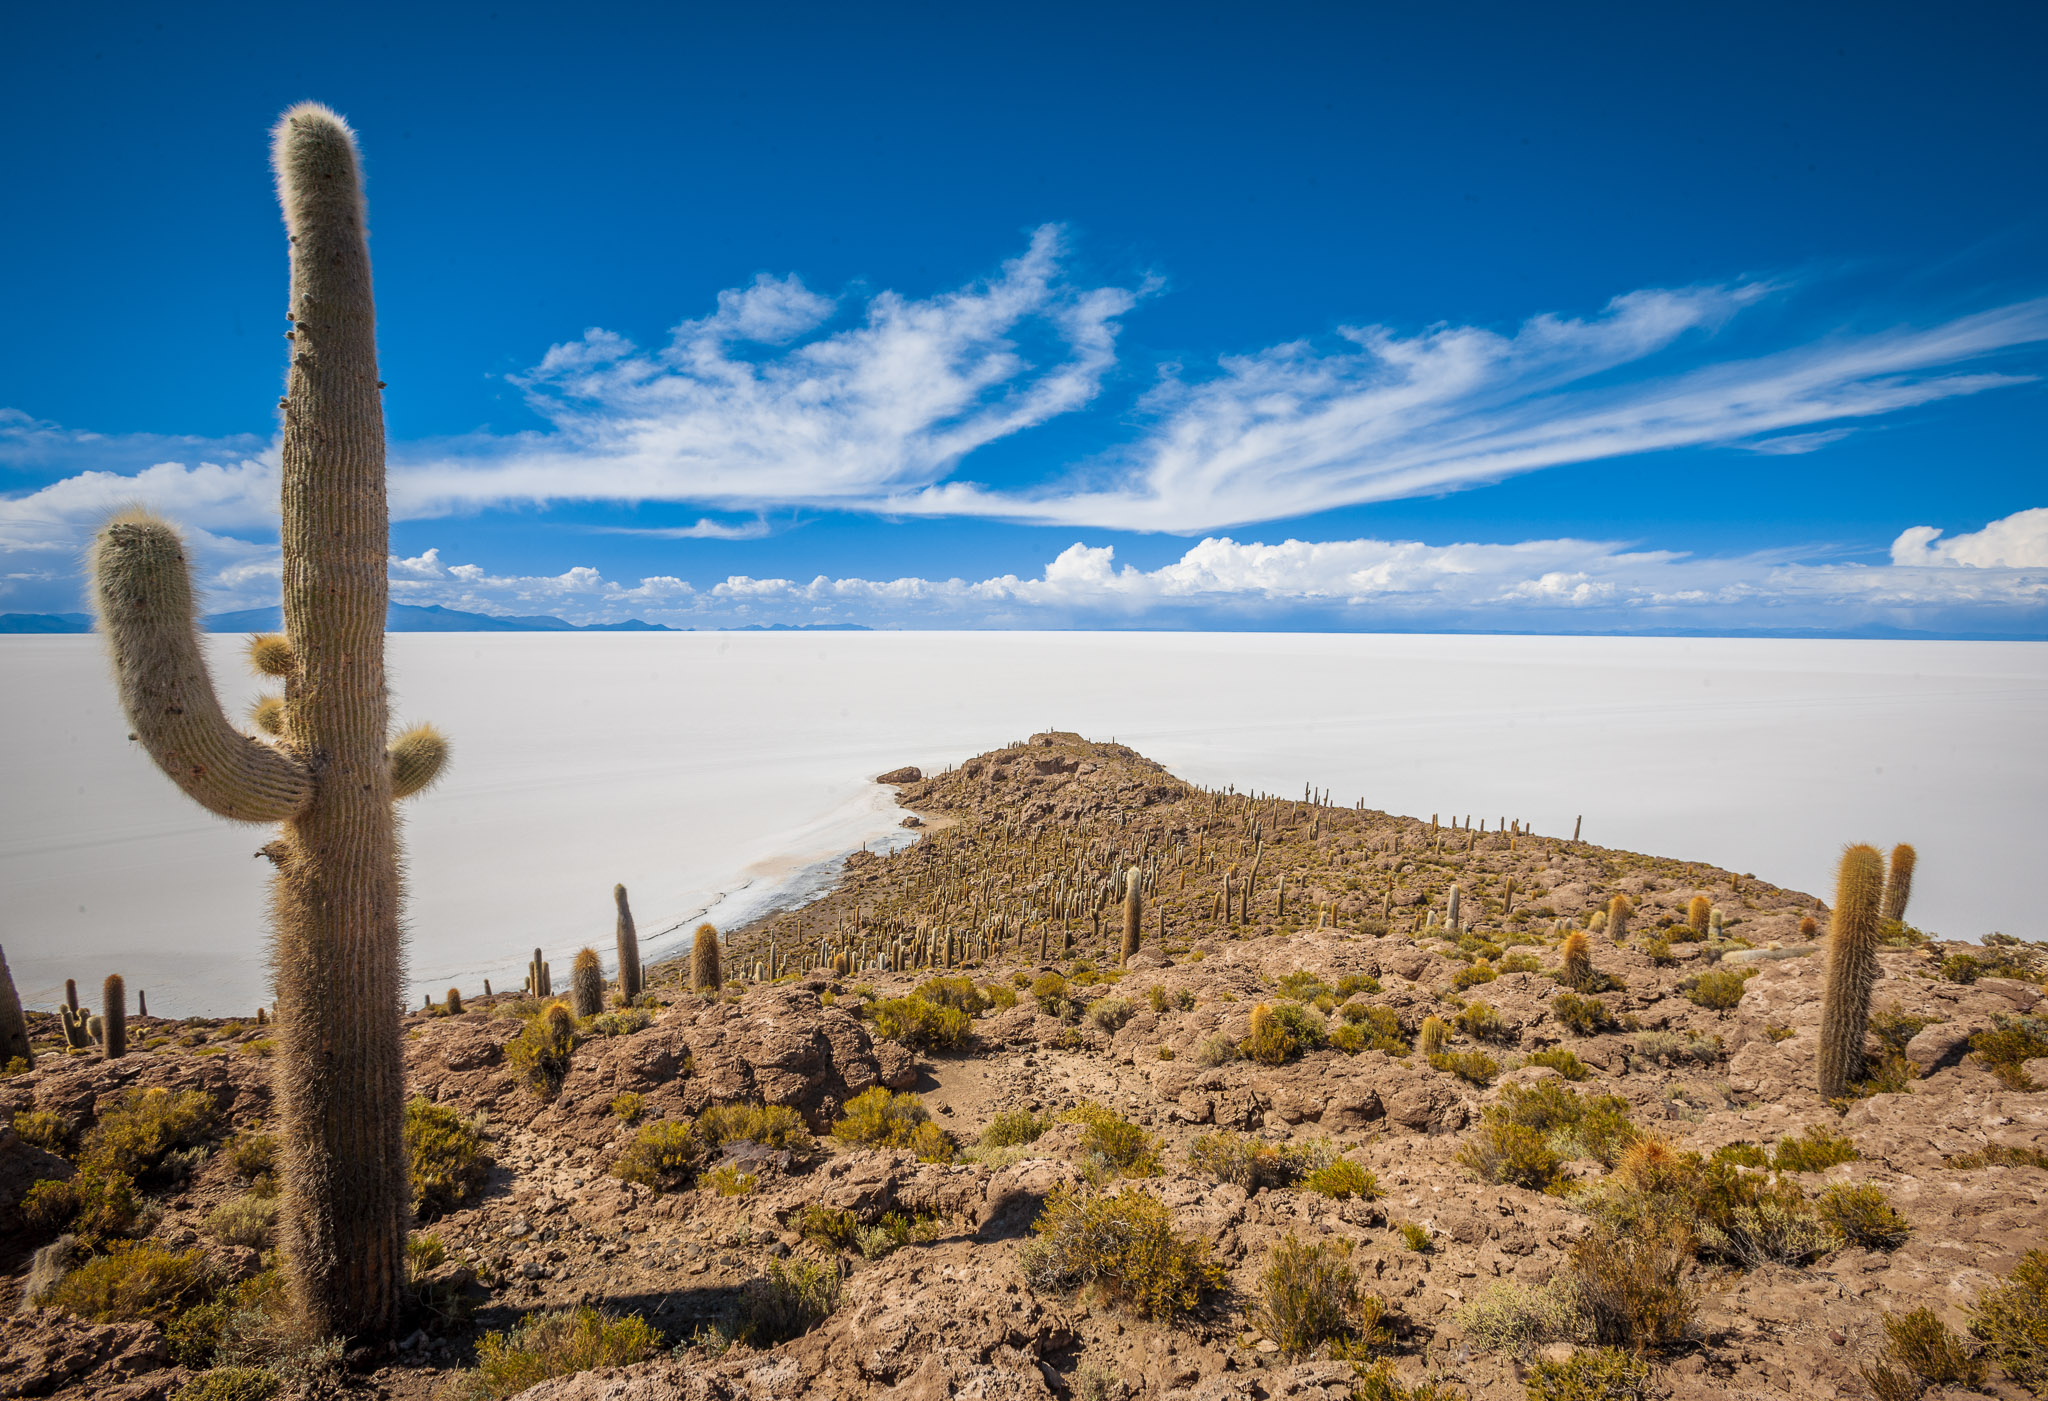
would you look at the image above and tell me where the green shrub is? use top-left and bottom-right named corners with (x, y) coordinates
top-left (696, 1102), bottom-right (814, 1153)
top-left (202, 1194), bottom-right (278, 1248)
top-left (80, 1087), bottom-right (220, 1182)
top-left (1087, 997), bottom-right (1136, 1033)
top-left (1819, 1184), bottom-right (1910, 1250)
top-left (587, 1008), bottom-right (653, 1036)
top-left (1186, 1130), bottom-right (1291, 1192)
top-left (609, 1120), bottom-right (701, 1191)
top-left (1459, 1121), bottom-right (1562, 1190)
top-left (914, 976), bottom-right (993, 1016)
top-left (1941, 953), bottom-right (1983, 983)
top-left (43, 1242), bottom-right (212, 1323)
top-left (1876, 1308), bottom-right (1986, 1390)
top-left (1397, 1220), bottom-right (1433, 1253)
top-left (1242, 1002), bottom-right (1328, 1064)
top-left (982, 981), bottom-right (1019, 1011)
top-left (706, 1164), bottom-right (756, 1196)
top-left (407, 1232), bottom-right (447, 1281)
top-left (1031, 973), bottom-right (1072, 1016)
top-left (1973, 1017), bottom-right (2048, 1089)
top-left (609, 1092), bottom-right (646, 1124)
top-left (1550, 993), bottom-right (1615, 1036)
top-left (1018, 1186), bottom-right (1223, 1321)
top-left (1570, 1223), bottom-right (1696, 1351)
top-left (507, 1003), bottom-right (577, 1097)
top-left (405, 1096), bottom-right (491, 1220)
top-left (173, 1368), bottom-right (281, 1401)
top-left (1524, 1048), bottom-right (1590, 1081)
top-left (832, 1087), bottom-right (956, 1162)
top-left (795, 1204), bottom-right (860, 1250)
top-left (735, 1257), bottom-right (842, 1346)
top-left (223, 1132), bottom-right (275, 1182)
top-left (1945, 1143), bottom-right (2048, 1171)
top-left (1194, 1032), bottom-right (1241, 1067)
top-left (1063, 1102), bottom-right (1160, 1177)
top-left (13, 1108), bottom-right (76, 1155)
top-left (867, 995), bottom-right (972, 1050)
top-left (1455, 1279), bottom-right (1581, 1358)
top-left (1683, 967), bottom-right (1755, 1011)
top-left (1305, 1159), bottom-right (1380, 1200)
top-left (1452, 962), bottom-right (1499, 992)
top-left (1430, 1049), bottom-right (1500, 1086)
top-left (1456, 1001), bottom-right (1513, 1043)
top-left (1971, 1249), bottom-right (2048, 1396)
top-left (1525, 1347), bottom-right (1653, 1401)
top-left (23, 1167), bottom-right (139, 1242)
top-left (1250, 1234), bottom-right (1388, 1359)
top-left (981, 1109), bottom-right (1051, 1148)
top-left (1770, 1125), bottom-right (1859, 1172)
top-left (444, 1306), bottom-right (663, 1400)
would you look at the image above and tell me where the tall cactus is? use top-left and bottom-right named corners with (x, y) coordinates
top-left (570, 949), bottom-right (604, 1018)
top-left (1559, 930), bottom-right (1593, 991)
top-left (1819, 844), bottom-right (1885, 1099)
top-left (1120, 867), bottom-right (1143, 966)
top-left (1607, 894), bottom-right (1633, 943)
top-left (0, 945), bottom-right (31, 1070)
top-left (614, 884), bottom-right (642, 1003)
top-left (1445, 884), bottom-right (1461, 934)
top-left (86, 106), bottom-right (447, 1341)
top-left (102, 974), bottom-right (127, 1060)
top-left (1880, 843), bottom-right (1916, 925)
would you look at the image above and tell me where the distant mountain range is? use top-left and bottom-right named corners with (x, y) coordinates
top-left (0, 606), bottom-right (875, 634)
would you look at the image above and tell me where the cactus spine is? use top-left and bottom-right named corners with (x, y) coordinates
top-left (1120, 867), bottom-right (1142, 966)
top-left (570, 949), bottom-right (604, 1018)
top-left (0, 945), bottom-right (32, 1069)
top-left (614, 884), bottom-right (642, 1003)
top-left (1880, 843), bottom-right (1916, 925)
top-left (101, 974), bottom-right (127, 1059)
top-left (692, 923), bottom-right (723, 993)
top-left (86, 106), bottom-right (449, 1341)
top-left (1819, 844), bottom-right (1885, 1099)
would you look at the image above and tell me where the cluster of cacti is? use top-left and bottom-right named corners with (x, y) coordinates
top-left (691, 923), bottom-right (723, 992)
top-left (526, 949), bottom-right (553, 998)
top-left (87, 105), bottom-right (447, 1340)
top-left (614, 884), bottom-right (642, 1002)
top-left (0, 945), bottom-right (32, 1069)
top-left (1819, 843), bottom-right (1886, 1099)
top-left (59, 977), bottom-right (92, 1049)
top-left (570, 949), bottom-right (605, 1017)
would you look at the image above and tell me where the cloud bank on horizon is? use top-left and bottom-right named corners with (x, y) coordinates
top-left (2, 228), bottom-right (2045, 634)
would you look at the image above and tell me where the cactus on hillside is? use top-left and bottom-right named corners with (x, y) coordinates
top-left (1560, 930), bottom-right (1593, 991)
top-left (85, 106), bottom-right (448, 1341)
top-left (446, 988), bottom-right (463, 1015)
top-left (1880, 843), bottom-right (1916, 925)
top-left (832, 951), bottom-right (850, 977)
top-left (614, 884), bottom-right (642, 1003)
top-left (61, 1006), bottom-right (91, 1050)
top-left (64, 979), bottom-right (79, 1014)
top-left (1687, 895), bottom-right (1711, 934)
top-left (0, 945), bottom-right (32, 1069)
top-left (570, 949), bottom-right (604, 1018)
top-left (1445, 884), bottom-right (1461, 933)
top-left (1819, 844), bottom-right (1885, 1098)
top-left (102, 974), bottom-right (127, 1059)
top-left (1607, 895), bottom-right (1633, 943)
top-left (692, 923), bottom-right (723, 993)
top-left (1120, 868), bottom-right (1143, 966)
top-left (1419, 1015), bottom-right (1450, 1056)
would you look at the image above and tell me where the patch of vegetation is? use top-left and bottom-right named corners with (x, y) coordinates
top-left (1088, 997), bottom-right (1137, 1033)
top-left (706, 1164), bottom-right (756, 1195)
top-left (1682, 966), bottom-right (1755, 1011)
top-left (1523, 1048), bottom-right (1591, 1080)
top-left (609, 1092), bottom-right (646, 1124)
top-left (223, 1132), bottom-right (276, 1184)
top-left (587, 1007), bottom-right (653, 1036)
top-left (1941, 953), bottom-right (1983, 984)
top-left (1242, 1002), bottom-right (1328, 1065)
top-left (1970, 1248), bottom-right (2048, 1397)
top-left (406, 1096), bottom-right (491, 1220)
top-left (1451, 961), bottom-right (1499, 992)
top-left (1455, 1001), bottom-right (1514, 1044)
top-left (1430, 1048), bottom-right (1501, 1086)
top-left (1031, 973), bottom-right (1073, 1017)
top-left (696, 1102), bottom-right (814, 1154)
top-left (1768, 1125), bottom-right (1859, 1172)
top-left (794, 1204), bottom-right (860, 1250)
top-left (980, 1109), bottom-right (1052, 1148)
top-left (202, 1194), bottom-right (278, 1248)
top-left (914, 976), bottom-right (994, 1016)
top-left (1018, 1186), bottom-right (1223, 1321)
top-left (1525, 1347), bottom-right (1654, 1401)
top-left (1862, 1308), bottom-right (1986, 1401)
top-left (173, 1367), bottom-right (281, 1401)
top-left (1063, 1102), bottom-right (1161, 1177)
top-left (1397, 1220), bottom-right (1433, 1253)
top-left (1550, 993), bottom-right (1616, 1036)
top-left (82, 1087), bottom-right (221, 1182)
top-left (507, 1003), bottom-right (577, 1097)
top-left (1570, 1222), bottom-right (1697, 1352)
top-left (1818, 1184), bottom-right (1910, 1250)
top-left (1249, 1234), bottom-right (1389, 1359)
top-left (1455, 1279), bottom-right (1582, 1358)
top-left (13, 1108), bottom-right (76, 1155)
top-left (867, 994), bottom-right (972, 1050)
top-left (1973, 1016), bottom-right (2048, 1089)
top-left (43, 1242), bottom-right (213, 1323)
top-left (734, 1257), bottom-right (842, 1346)
top-left (1305, 1158), bottom-right (1380, 1200)
top-left (443, 1306), bottom-right (664, 1400)
top-left (831, 1087), bottom-right (955, 1162)
top-left (1460, 1082), bottom-right (1638, 1190)
top-left (1944, 1143), bottom-right (2048, 1171)
top-left (609, 1120), bottom-right (701, 1191)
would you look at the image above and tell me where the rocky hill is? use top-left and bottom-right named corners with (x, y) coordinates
top-left (2, 733), bottom-right (2044, 1401)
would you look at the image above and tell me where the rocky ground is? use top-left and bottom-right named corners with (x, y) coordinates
top-left (2, 733), bottom-right (2043, 1401)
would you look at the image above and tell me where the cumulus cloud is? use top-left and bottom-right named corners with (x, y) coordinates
top-left (1890, 507), bottom-right (2048, 568)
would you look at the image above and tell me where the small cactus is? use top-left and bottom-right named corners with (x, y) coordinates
top-left (1446, 884), bottom-right (1461, 932)
top-left (138, 990), bottom-right (148, 1018)
top-left (1560, 930), bottom-right (1593, 990)
top-left (1120, 868), bottom-right (1143, 966)
top-left (0, 945), bottom-right (32, 1070)
top-left (1607, 895), bottom-right (1633, 943)
top-left (832, 951), bottom-right (850, 977)
top-left (1819, 844), bottom-right (1885, 1099)
top-left (102, 975), bottom-right (127, 1060)
top-left (1880, 844), bottom-right (1916, 925)
top-left (446, 988), bottom-right (463, 1015)
top-left (1419, 1015), bottom-right (1450, 1056)
top-left (570, 949), bottom-right (604, 1018)
top-left (692, 923), bottom-right (723, 993)
top-left (1687, 896), bottom-right (1711, 934)
top-left (614, 884), bottom-right (642, 1003)
top-left (60, 1006), bottom-right (91, 1050)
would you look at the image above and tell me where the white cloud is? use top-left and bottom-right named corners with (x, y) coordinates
top-left (1890, 507), bottom-right (2048, 568)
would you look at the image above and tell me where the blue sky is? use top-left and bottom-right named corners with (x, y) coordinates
top-left (3, 0), bottom-right (2044, 632)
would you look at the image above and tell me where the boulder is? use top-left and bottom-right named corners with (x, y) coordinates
top-left (876, 766), bottom-right (923, 785)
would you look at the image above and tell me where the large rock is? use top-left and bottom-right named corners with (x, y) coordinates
top-left (0, 1309), bottom-right (178, 1399)
top-left (876, 766), bottom-right (923, 785)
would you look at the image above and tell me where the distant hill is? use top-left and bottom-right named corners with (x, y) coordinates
top-left (722, 622), bottom-right (873, 631)
top-left (1, 604), bottom-right (676, 634)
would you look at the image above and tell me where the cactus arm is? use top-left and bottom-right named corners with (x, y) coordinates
top-left (89, 509), bottom-right (312, 822)
top-left (389, 723), bottom-right (450, 799)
